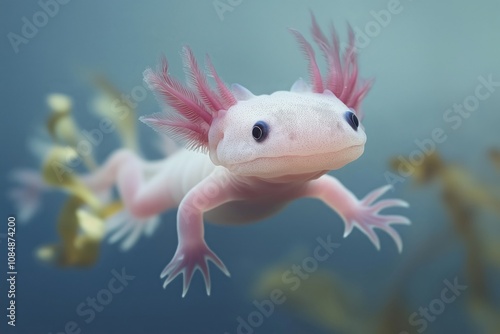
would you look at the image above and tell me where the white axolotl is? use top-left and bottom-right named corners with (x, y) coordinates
top-left (82, 16), bottom-right (410, 297)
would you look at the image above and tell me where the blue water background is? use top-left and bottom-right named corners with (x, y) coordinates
top-left (1, 1), bottom-right (500, 333)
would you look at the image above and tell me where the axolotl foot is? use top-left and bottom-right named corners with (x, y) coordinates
top-left (161, 241), bottom-right (230, 297)
top-left (343, 185), bottom-right (411, 252)
top-left (105, 210), bottom-right (161, 251)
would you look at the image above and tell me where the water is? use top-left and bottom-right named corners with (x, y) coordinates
top-left (1, 1), bottom-right (500, 333)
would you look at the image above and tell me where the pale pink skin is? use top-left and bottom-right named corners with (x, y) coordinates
top-left (81, 15), bottom-right (411, 296)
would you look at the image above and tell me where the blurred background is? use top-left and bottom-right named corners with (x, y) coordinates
top-left (1, 0), bottom-right (499, 333)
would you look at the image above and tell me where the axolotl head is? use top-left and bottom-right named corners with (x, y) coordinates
top-left (208, 84), bottom-right (366, 179)
top-left (142, 17), bottom-right (372, 180)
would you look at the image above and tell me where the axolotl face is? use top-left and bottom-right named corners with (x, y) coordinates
top-left (208, 90), bottom-right (367, 179)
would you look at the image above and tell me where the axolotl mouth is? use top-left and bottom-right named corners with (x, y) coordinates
top-left (225, 144), bottom-right (365, 178)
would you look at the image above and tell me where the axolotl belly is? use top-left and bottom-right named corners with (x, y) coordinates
top-left (143, 149), bottom-right (291, 225)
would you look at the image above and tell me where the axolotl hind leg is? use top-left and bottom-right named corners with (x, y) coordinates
top-left (81, 149), bottom-right (175, 250)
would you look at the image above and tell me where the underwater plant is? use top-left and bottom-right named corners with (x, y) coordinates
top-left (9, 82), bottom-right (137, 267)
top-left (490, 148), bottom-right (500, 171)
top-left (382, 151), bottom-right (500, 334)
top-left (254, 253), bottom-right (368, 334)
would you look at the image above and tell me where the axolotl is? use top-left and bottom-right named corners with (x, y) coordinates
top-left (82, 16), bottom-right (410, 297)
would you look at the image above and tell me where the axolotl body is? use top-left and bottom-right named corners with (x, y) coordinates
top-left (83, 16), bottom-right (410, 296)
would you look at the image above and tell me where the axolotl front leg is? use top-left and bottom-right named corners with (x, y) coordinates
top-left (303, 175), bottom-right (410, 252)
top-left (161, 170), bottom-right (238, 297)
top-left (163, 171), bottom-right (410, 297)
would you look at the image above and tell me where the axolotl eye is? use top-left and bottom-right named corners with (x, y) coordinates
top-left (252, 121), bottom-right (269, 142)
top-left (345, 111), bottom-right (359, 131)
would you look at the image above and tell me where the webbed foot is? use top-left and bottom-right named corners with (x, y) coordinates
top-left (105, 210), bottom-right (160, 251)
top-left (343, 185), bottom-right (410, 252)
top-left (161, 241), bottom-right (230, 297)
